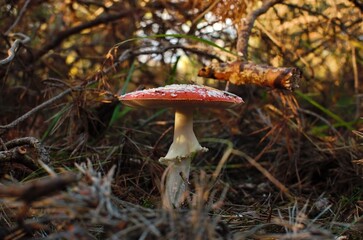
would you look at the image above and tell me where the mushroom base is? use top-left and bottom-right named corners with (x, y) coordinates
top-left (162, 157), bottom-right (190, 208)
top-left (159, 108), bottom-right (208, 208)
top-left (159, 147), bottom-right (208, 165)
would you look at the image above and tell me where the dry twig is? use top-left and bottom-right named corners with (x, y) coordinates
top-left (236, 0), bottom-right (283, 60)
top-left (0, 33), bottom-right (30, 65)
top-left (0, 137), bottom-right (50, 164)
top-left (0, 89), bottom-right (72, 135)
top-left (4, 0), bottom-right (31, 35)
top-left (198, 61), bottom-right (301, 91)
top-left (0, 173), bottom-right (78, 204)
top-left (34, 9), bottom-right (142, 60)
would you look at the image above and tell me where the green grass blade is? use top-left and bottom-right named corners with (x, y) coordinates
top-left (120, 61), bottom-right (135, 95)
top-left (110, 61), bottom-right (135, 126)
top-left (139, 109), bottom-right (168, 128)
top-left (112, 34), bottom-right (237, 56)
top-left (109, 105), bottom-right (132, 126)
top-left (166, 55), bottom-right (180, 85)
top-left (296, 90), bottom-right (353, 130)
top-left (42, 104), bottom-right (72, 140)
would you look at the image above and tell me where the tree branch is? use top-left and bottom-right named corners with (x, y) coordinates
top-left (1, 137), bottom-right (50, 164)
top-left (0, 33), bottom-right (30, 65)
top-left (236, 0), bottom-right (283, 60)
top-left (34, 9), bottom-right (142, 60)
top-left (0, 146), bottom-right (27, 163)
top-left (5, 0), bottom-right (31, 35)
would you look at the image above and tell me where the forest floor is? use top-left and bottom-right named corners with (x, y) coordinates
top-left (0, 85), bottom-right (362, 239)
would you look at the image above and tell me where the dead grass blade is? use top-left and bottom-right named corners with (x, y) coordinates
top-left (231, 149), bottom-right (293, 200)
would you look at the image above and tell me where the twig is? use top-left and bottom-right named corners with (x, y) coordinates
top-left (0, 33), bottom-right (30, 65)
top-left (0, 88), bottom-right (72, 134)
top-left (232, 149), bottom-right (294, 200)
top-left (113, 44), bottom-right (224, 68)
top-left (34, 9), bottom-right (142, 59)
top-left (191, 0), bottom-right (221, 26)
top-left (76, 0), bottom-right (109, 9)
top-left (0, 138), bottom-right (7, 150)
top-left (0, 145), bottom-right (38, 170)
top-left (297, 108), bottom-right (344, 141)
top-left (202, 138), bottom-right (293, 199)
top-left (210, 139), bottom-right (234, 181)
top-left (5, 0), bottom-right (31, 35)
top-left (1, 137), bottom-right (50, 164)
top-left (0, 173), bottom-right (78, 203)
top-left (236, 0), bottom-right (283, 60)
top-left (0, 146), bottom-right (27, 162)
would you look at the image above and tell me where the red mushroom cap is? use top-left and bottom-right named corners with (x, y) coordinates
top-left (119, 84), bottom-right (243, 108)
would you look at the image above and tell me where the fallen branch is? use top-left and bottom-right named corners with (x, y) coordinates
top-left (0, 146), bottom-right (27, 162)
top-left (1, 137), bottom-right (50, 164)
top-left (198, 61), bottom-right (301, 91)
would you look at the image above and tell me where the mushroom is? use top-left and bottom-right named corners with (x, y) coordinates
top-left (120, 84), bottom-right (243, 207)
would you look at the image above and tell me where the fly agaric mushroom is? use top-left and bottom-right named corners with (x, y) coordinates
top-left (120, 84), bottom-right (243, 207)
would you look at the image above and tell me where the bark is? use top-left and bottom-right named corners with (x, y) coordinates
top-left (198, 61), bottom-right (301, 91)
top-left (237, 0), bottom-right (283, 60)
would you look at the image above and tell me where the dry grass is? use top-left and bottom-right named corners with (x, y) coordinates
top-left (2, 98), bottom-right (361, 239)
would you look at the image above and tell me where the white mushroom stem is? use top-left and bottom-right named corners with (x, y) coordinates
top-left (160, 108), bottom-right (207, 208)
top-left (163, 109), bottom-right (204, 160)
top-left (162, 158), bottom-right (191, 208)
